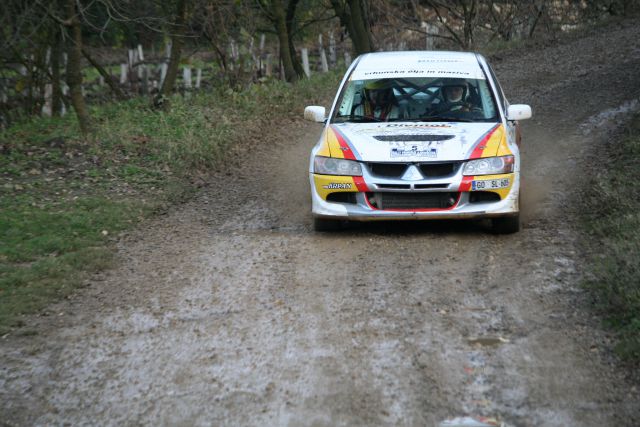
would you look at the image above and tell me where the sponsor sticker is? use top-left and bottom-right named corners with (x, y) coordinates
top-left (323, 183), bottom-right (352, 190)
top-left (391, 145), bottom-right (438, 158)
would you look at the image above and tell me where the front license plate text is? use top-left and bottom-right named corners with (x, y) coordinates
top-left (472, 178), bottom-right (510, 191)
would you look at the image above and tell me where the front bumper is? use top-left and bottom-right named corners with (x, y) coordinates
top-left (310, 171), bottom-right (519, 221)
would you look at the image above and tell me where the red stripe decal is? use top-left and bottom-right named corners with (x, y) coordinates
top-left (353, 176), bottom-right (369, 192)
top-left (460, 176), bottom-right (474, 192)
top-left (469, 124), bottom-right (500, 159)
top-left (331, 125), bottom-right (357, 160)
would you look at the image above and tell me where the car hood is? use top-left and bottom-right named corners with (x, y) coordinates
top-left (328, 122), bottom-right (502, 162)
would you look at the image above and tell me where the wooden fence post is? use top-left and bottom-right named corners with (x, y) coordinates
top-left (42, 84), bottom-right (52, 116)
top-left (137, 44), bottom-right (145, 79)
top-left (259, 34), bottom-right (266, 76)
top-left (159, 63), bottom-right (168, 87)
top-left (318, 34), bottom-right (328, 73)
top-left (61, 83), bottom-right (68, 116)
top-left (120, 64), bottom-right (128, 84)
top-left (344, 51), bottom-right (352, 67)
top-left (230, 39), bottom-right (239, 71)
top-left (127, 49), bottom-right (136, 82)
top-left (18, 65), bottom-right (27, 96)
top-left (249, 37), bottom-right (256, 74)
top-left (329, 32), bottom-right (336, 68)
top-left (165, 41), bottom-right (172, 61)
top-left (195, 68), bottom-right (202, 89)
top-left (423, 22), bottom-right (438, 50)
top-left (265, 53), bottom-right (272, 77)
top-left (183, 67), bottom-right (192, 89)
top-left (320, 49), bottom-right (329, 73)
top-left (301, 48), bottom-right (310, 77)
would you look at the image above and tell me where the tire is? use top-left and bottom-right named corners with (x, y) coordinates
top-left (491, 214), bottom-right (520, 234)
top-left (313, 217), bottom-right (343, 232)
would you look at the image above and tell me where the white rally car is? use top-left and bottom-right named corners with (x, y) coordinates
top-left (305, 51), bottom-right (531, 233)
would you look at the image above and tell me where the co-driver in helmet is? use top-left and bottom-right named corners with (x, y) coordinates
top-left (353, 79), bottom-right (401, 121)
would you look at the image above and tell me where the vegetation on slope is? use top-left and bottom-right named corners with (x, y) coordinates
top-left (580, 113), bottom-right (640, 362)
top-left (0, 71), bottom-right (341, 334)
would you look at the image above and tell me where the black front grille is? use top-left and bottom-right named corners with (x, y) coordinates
top-left (368, 162), bottom-right (460, 178)
top-left (469, 191), bottom-right (501, 204)
top-left (418, 162), bottom-right (461, 177)
top-left (368, 192), bottom-right (458, 210)
top-left (414, 183), bottom-right (449, 189)
top-left (326, 192), bottom-right (357, 204)
top-left (367, 163), bottom-right (408, 178)
top-left (377, 183), bottom-right (411, 189)
top-left (373, 135), bottom-right (455, 142)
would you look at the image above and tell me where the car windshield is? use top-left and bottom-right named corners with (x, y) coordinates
top-left (333, 77), bottom-right (499, 123)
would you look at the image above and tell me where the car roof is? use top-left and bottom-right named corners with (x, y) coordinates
top-left (350, 51), bottom-right (487, 81)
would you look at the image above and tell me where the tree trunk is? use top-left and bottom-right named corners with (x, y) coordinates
top-left (461, 0), bottom-right (477, 49)
top-left (157, 0), bottom-right (188, 105)
top-left (331, 0), bottom-right (373, 56)
top-left (81, 48), bottom-right (127, 100)
top-left (348, 0), bottom-right (373, 54)
top-left (285, 0), bottom-right (304, 78)
top-left (51, 27), bottom-right (62, 117)
top-left (272, 0), bottom-right (298, 82)
top-left (65, 0), bottom-right (91, 135)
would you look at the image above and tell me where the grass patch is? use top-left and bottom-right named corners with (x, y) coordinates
top-left (0, 70), bottom-right (342, 333)
top-left (0, 194), bottom-right (151, 333)
top-left (580, 113), bottom-right (640, 362)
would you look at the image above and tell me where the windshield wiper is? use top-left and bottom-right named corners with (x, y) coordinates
top-left (334, 114), bottom-right (382, 123)
top-left (385, 117), bottom-right (473, 123)
top-left (416, 116), bottom-right (474, 123)
top-left (386, 118), bottom-right (430, 122)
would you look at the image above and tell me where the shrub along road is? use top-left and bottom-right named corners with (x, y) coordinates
top-left (2, 21), bottom-right (640, 426)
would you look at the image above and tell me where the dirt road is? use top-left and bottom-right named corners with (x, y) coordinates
top-left (2, 22), bottom-right (640, 426)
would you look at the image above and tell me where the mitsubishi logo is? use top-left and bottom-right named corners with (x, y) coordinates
top-left (401, 165), bottom-right (424, 181)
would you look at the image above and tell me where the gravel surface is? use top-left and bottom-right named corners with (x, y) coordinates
top-left (2, 20), bottom-right (640, 427)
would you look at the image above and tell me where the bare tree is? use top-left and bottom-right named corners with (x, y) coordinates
top-left (330, 0), bottom-right (374, 55)
top-left (64, 0), bottom-right (91, 134)
top-left (156, 0), bottom-right (189, 107)
top-left (255, 0), bottom-right (304, 82)
top-left (423, 0), bottom-right (480, 49)
top-left (50, 25), bottom-right (63, 117)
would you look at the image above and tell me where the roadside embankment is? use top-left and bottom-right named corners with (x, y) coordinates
top-left (578, 111), bottom-right (640, 363)
top-left (0, 71), bottom-right (342, 334)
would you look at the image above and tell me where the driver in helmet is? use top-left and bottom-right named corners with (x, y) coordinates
top-left (354, 80), bottom-right (401, 121)
top-left (428, 79), bottom-right (476, 116)
top-left (443, 84), bottom-right (466, 104)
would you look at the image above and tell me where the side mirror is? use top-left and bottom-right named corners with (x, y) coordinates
top-left (304, 106), bottom-right (326, 123)
top-left (506, 104), bottom-right (532, 121)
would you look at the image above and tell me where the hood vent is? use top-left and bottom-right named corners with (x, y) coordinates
top-left (373, 135), bottom-right (454, 142)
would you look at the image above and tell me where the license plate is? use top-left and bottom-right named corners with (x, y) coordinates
top-left (472, 178), bottom-right (510, 191)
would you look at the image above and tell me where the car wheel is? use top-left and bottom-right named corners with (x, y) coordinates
top-left (313, 217), bottom-right (342, 232)
top-left (491, 214), bottom-right (520, 234)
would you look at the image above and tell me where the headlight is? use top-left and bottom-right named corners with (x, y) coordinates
top-left (463, 156), bottom-right (514, 176)
top-left (314, 156), bottom-right (362, 176)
